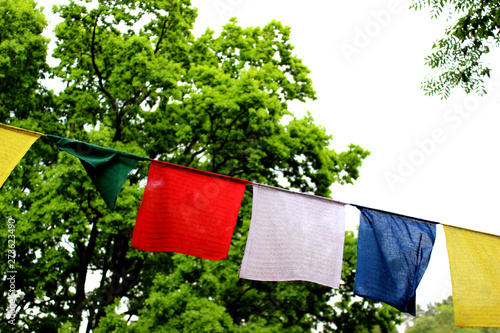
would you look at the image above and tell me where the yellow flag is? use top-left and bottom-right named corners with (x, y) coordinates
top-left (444, 225), bottom-right (500, 327)
top-left (0, 123), bottom-right (44, 187)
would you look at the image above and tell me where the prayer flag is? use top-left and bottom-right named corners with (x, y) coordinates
top-left (47, 135), bottom-right (149, 212)
top-left (0, 123), bottom-right (44, 187)
top-left (240, 184), bottom-right (346, 288)
top-left (444, 225), bottom-right (500, 327)
top-left (353, 206), bottom-right (437, 315)
top-left (132, 160), bottom-right (250, 260)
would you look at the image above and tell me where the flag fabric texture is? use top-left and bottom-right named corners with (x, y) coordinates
top-left (353, 206), bottom-right (437, 315)
top-left (132, 160), bottom-right (250, 260)
top-left (0, 124), bottom-right (44, 187)
top-left (47, 135), bottom-right (149, 212)
top-left (444, 225), bottom-right (500, 327)
top-left (239, 184), bottom-right (346, 288)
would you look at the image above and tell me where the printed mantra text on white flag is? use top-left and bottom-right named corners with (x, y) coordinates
top-left (240, 184), bottom-right (346, 288)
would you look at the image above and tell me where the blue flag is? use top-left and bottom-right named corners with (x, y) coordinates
top-left (353, 206), bottom-right (437, 315)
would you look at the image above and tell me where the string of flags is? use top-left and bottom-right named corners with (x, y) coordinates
top-left (1, 123), bottom-right (499, 327)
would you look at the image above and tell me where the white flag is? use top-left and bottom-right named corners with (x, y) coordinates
top-left (240, 184), bottom-right (346, 288)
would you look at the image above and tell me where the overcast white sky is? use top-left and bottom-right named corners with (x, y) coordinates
top-left (187, 0), bottom-right (500, 309)
top-left (41, 0), bottom-right (500, 315)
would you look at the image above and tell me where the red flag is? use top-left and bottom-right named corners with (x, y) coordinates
top-left (132, 160), bottom-right (250, 260)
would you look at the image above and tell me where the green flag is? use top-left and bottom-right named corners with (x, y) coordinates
top-left (47, 135), bottom-right (150, 212)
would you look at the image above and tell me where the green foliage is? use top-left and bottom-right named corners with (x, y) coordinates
top-left (0, 0), bottom-right (50, 121)
top-left (411, 0), bottom-right (500, 98)
top-left (405, 296), bottom-right (500, 332)
top-left (94, 232), bottom-right (401, 333)
top-left (0, 0), bottom-right (400, 332)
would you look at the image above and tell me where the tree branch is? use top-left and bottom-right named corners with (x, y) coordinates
top-left (212, 109), bottom-right (248, 172)
top-left (73, 220), bottom-right (100, 329)
top-left (185, 146), bottom-right (207, 167)
top-left (89, 11), bottom-right (122, 141)
top-left (154, 7), bottom-right (173, 55)
top-left (155, 18), bottom-right (169, 54)
top-left (90, 12), bottom-right (116, 113)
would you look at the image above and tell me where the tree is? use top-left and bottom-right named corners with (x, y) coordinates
top-left (405, 296), bottom-right (500, 332)
top-left (0, 0), bottom-right (51, 121)
top-left (95, 231), bottom-right (402, 333)
top-left (0, 0), bottom-right (401, 332)
top-left (0, 2), bottom-right (64, 331)
top-left (410, 0), bottom-right (500, 98)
